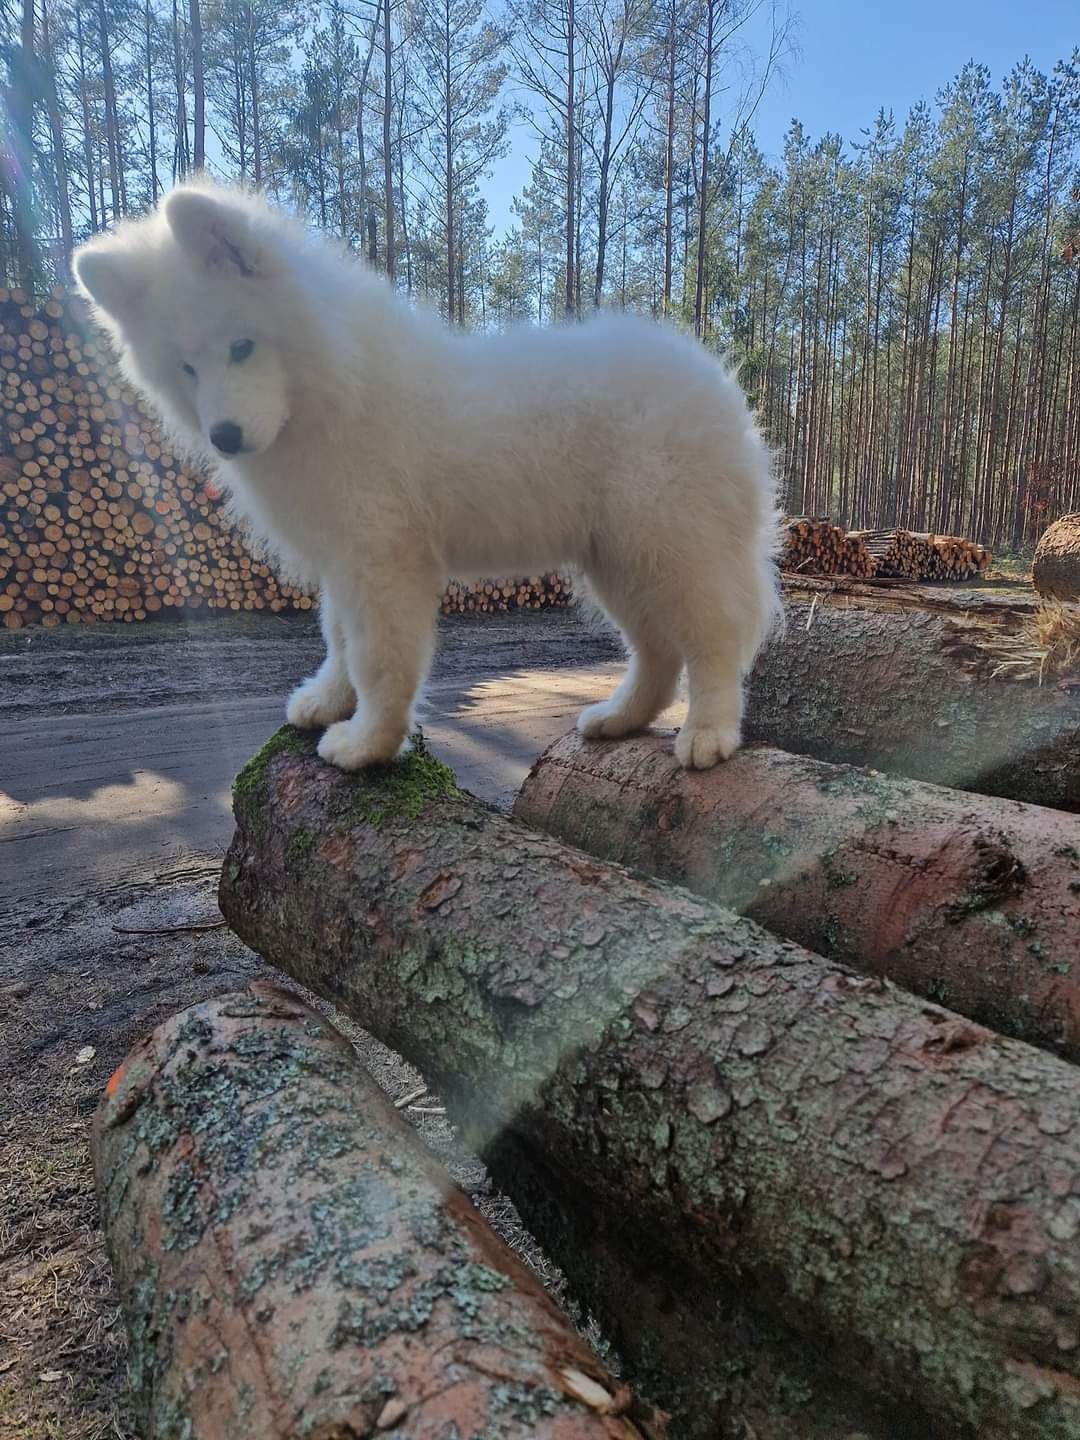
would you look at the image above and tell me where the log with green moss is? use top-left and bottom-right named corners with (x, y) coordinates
top-left (93, 982), bottom-right (666, 1440)
top-left (220, 729), bottom-right (1080, 1440)
top-left (747, 578), bottom-right (1080, 811)
top-left (514, 729), bottom-right (1080, 1060)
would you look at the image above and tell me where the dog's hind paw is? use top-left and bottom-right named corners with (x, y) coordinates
top-left (317, 719), bottom-right (404, 772)
top-left (674, 722), bottom-right (740, 770)
top-left (287, 677), bottom-right (356, 729)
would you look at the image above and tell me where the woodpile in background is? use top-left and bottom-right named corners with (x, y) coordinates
top-left (780, 516), bottom-right (875, 577)
top-left (440, 572), bottom-right (571, 615)
top-left (783, 518), bottom-right (990, 581)
top-left (0, 287), bottom-right (573, 630)
top-left (0, 287), bottom-right (995, 632)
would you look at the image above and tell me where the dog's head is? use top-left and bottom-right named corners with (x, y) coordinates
top-left (74, 185), bottom-right (293, 463)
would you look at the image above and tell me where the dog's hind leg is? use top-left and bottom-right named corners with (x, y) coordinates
top-left (667, 563), bottom-right (769, 769)
top-left (317, 564), bottom-right (439, 771)
top-left (286, 592), bottom-right (357, 728)
top-left (577, 564), bottom-right (683, 740)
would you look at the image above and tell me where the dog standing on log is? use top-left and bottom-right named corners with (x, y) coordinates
top-left (74, 181), bottom-right (781, 770)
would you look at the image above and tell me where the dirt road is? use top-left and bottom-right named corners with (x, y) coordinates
top-left (1, 610), bottom-right (646, 903)
top-left (0, 609), bottom-right (652, 1440)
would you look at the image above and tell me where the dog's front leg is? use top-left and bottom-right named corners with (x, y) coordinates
top-left (286, 591), bottom-right (357, 728)
top-left (316, 567), bottom-right (439, 771)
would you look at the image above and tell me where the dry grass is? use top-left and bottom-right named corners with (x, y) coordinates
top-left (972, 600), bottom-right (1080, 683)
top-left (0, 1101), bottom-right (135, 1440)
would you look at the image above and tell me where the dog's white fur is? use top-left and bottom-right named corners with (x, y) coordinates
top-left (73, 180), bottom-right (781, 770)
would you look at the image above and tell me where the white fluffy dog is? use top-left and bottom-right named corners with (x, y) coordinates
top-left (74, 180), bottom-right (781, 771)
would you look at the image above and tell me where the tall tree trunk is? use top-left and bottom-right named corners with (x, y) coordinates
top-left (171, 0), bottom-right (189, 178)
top-left (592, 69), bottom-right (616, 307)
top-left (41, 0), bottom-right (74, 277)
top-left (189, 0), bottom-right (205, 169)
top-left (443, 0), bottom-right (454, 321)
top-left (564, 0), bottom-right (575, 317)
top-left (96, 0), bottom-right (123, 219)
top-left (76, 5), bottom-right (99, 232)
top-left (382, 0), bottom-right (395, 281)
top-left (144, 0), bottom-right (160, 200)
top-left (692, 0), bottom-right (714, 337)
top-left (7, 0), bottom-right (38, 290)
top-left (248, 6), bottom-right (261, 185)
top-left (662, 0), bottom-right (675, 315)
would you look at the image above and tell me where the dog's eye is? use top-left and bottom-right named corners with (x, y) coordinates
top-left (230, 339), bottom-right (255, 364)
top-left (181, 362), bottom-right (197, 379)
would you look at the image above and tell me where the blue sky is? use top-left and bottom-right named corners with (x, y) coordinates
top-left (483, 0), bottom-right (1078, 235)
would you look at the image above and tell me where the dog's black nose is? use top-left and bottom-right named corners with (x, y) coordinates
top-left (210, 420), bottom-right (244, 455)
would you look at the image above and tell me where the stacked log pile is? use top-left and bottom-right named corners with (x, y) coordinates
top-left (0, 287), bottom-right (572, 629)
top-left (780, 519), bottom-right (990, 581)
top-left (780, 516), bottom-right (874, 577)
top-left (219, 731), bottom-right (1080, 1440)
top-left (845, 527), bottom-right (991, 581)
top-left (440, 572), bottom-right (572, 615)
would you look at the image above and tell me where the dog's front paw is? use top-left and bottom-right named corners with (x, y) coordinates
top-left (577, 699), bottom-right (641, 740)
top-left (287, 676), bottom-right (356, 729)
top-left (674, 722), bottom-right (740, 770)
top-left (317, 719), bottom-right (404, 771)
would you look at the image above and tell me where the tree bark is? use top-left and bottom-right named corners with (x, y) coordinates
top-left (220, 730), bottom-right (1080, 1440)
top-left (515, 730), bottom-right (1080, 1060)
top-left (746, 580), bottom-right (1080, 812)
top-left (94, 982), bottom-right (663, 1439)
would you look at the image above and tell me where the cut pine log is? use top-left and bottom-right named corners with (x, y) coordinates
top-left (514, 730), bottom-right (1080, 1059)
top-left (93, 982), bottom-right (665, 1440)
top-left (747, 577), bottom-right (1080, 811)
top-left (220, 729), bottom-right (1080, 1440)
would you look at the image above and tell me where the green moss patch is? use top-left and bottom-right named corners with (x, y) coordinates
top-left (342, 734), bottom-right (460, 829)
top-left (232, 726), bottom-right (312, 808)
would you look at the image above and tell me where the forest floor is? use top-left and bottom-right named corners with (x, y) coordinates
top-left (0, 608), bottom-right (636, 1440)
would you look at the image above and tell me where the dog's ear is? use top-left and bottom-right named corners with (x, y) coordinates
top-left (74, 244), bottom-right (149, 324)
top-left (164, 189), bottom-right (263, 278)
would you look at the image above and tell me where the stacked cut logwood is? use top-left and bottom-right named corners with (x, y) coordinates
top-left (846, 527), bottom-right (991, 581)
top-left (781, 517), bottom-right (856, 575)
top-left (780, 517), bottom-right (875, 577)
top-left (440, 572), bottom-right (573, 615)
top-left (0, 286), bottom-right (315, 628)
top-left (0, 287), bottom-right (571, 629)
